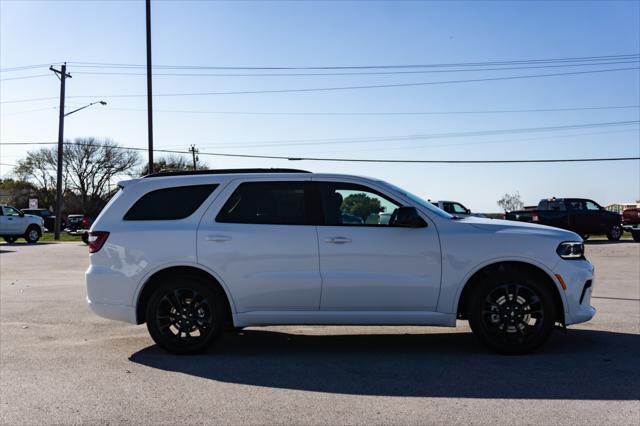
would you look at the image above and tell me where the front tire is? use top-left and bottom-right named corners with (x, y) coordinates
top-left (3, 236), bottom-right (17, 243)
top-left (24, 226), bottom-right (41, 244)
top-left (468, 267), bottom-right (557, 355)
top-left (606, 224), bottom-right (623, 241)
top-left (145, 276), bottom-right (226, 355)
top-left (632, 231), bottom-right (640, 242)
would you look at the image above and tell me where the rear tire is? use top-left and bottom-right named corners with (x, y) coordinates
top-left (468, 267), bottom-right (557, 355)
top-left (606, 224), bottom-right (622, 241)
top-left (81, 232), bottom-right (89, 245)
top-left (632, 231), bottom-right (640, 242)
top-left (145, 275), bottom-right (226, 355)
top-left (580, 234), bottom-right (590, 241)
top-left (24, 226), bottom-right (41, 244)
top-left (3, 236), bottom-right (17, 243)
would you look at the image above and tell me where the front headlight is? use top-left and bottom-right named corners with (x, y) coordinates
top-left (556, 241), bottom-right (584, 259)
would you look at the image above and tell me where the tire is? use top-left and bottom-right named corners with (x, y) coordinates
top-left (24, 226), bottom-right (41, 244)
top-left (468, 267), bottom-right (558, 355)
top-left (580, 234), bottom-right (590, 241)
top-left (3, 236), bottom-right (17, 243)
top-left (145, 275), bottom-right (226, 355)
top-left (606, 224), bottom-right (623, 241)
top-left (81, 232), bottom-right (89, 245)
top-left (632, 231), bottom-right (640, 242)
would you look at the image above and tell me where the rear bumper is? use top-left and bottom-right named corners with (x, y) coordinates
top-left (87, 297), bottom-right (136, 323)
top-left (553, 259), bottom-right (596, 325)
top-left (622, 223), bottom-right (640, 231)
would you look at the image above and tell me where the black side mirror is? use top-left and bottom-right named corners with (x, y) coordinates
top-left (392, 206), bottom-right (428, 228)
top-left (18, 212), bottom-right (24, 217)
top-left (465, 209), bottom-right (471, 215)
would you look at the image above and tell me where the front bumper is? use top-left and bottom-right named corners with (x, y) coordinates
top-left (622, 223), bottom-right (640, 232)
top-left (553, 259), bottom-right (596, 325)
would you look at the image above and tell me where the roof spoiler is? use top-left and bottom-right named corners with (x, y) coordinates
top-left (117, 179), bottom-right (140, 189)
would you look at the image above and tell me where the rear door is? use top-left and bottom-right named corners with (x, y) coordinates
top-left (197, 179), bottom-right (322, 312)
top-left (315, 180), bottom-right (441, 311)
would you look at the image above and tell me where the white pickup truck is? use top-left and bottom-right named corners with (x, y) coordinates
top-left (0, 204), bottom-right (44, 243)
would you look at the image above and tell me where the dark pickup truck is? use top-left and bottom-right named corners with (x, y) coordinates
top-left (504, 198), bottom-right (623, 241)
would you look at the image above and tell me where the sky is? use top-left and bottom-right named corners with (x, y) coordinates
top-left (1, 0), bottom-right (639, 212)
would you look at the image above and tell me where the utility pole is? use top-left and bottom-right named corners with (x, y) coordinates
top-left (189, 145), bottom-right (199, 170)
top-left (50, 63), bottom-right (71, 241)
top-left (146, 0), bottom-right (154, 173)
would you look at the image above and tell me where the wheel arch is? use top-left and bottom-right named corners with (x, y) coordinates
top-left (456, 260), bottom-right (566, 324)
top-left (135, 264), bottom-right (235, 326)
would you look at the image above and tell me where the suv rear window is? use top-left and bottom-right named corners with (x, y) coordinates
top-left (124, 184), bottom-right (218, 220)
top-left (216, 181), bottom-right (311, 225)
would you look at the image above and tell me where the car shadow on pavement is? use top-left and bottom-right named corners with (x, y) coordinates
top-left (584, 240), bottom-right (636, 245)
top-left (129, 328), bottom-right (639, 400)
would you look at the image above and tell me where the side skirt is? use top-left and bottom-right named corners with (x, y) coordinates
top-left (233, 311), bottom-right (457, 327)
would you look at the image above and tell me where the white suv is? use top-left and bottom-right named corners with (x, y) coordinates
top-left (86, 169), bottom-right (595, 354)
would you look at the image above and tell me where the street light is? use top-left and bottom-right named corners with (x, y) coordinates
top-left (64, 100), bottom-right (107, 117)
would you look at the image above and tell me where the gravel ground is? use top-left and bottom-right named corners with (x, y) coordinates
top-left (0, 241), bottom-right (638, 425)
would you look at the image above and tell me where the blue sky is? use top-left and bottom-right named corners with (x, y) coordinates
top-left (1, 0), bottom-right (639, 211)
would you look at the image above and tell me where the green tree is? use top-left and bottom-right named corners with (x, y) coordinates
top-left (138, 155), bottom-right (208, 176)
top-left (342, 193), bottom-right (384, 221)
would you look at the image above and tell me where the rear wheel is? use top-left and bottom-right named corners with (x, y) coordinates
top-left (606, 225), bottom-right (622, 241)
top-left (468, 268), bottom-right (557, 354)
top-left (24, 226), bottom-right (41, 243)
top-left (145, 276), bottom-right (226, 354)
top-left (632, 231), bottom-right (640, 242)
top-left (3, 236), bottom-right (17, 243)
top-left (81, 231), bottom-right (89, 244)
top-left (580, 234), bottom-right (590, 241)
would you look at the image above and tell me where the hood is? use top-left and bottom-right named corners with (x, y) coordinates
top-left (25, 214), bottom-right (43, 222)
top-left (458, 216), bottom-right (580, 240)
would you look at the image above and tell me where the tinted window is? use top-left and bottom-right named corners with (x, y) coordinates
top-left (216, 182), bottom-right (311, 225)
top-left (568, 200), bottom-right (586, 211)
top-left (318, 182), bottom-right (400, 226)
top-left (585, 201), bottom-right (600, 211)
top-left (3, 206), bottom-right (21, 216)
top-left (124, 184), bottom-right (217, 220)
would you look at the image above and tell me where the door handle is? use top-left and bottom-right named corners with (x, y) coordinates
top-left (206, 235), bottom-right (232, 242)
top-left (325, 236), bottom-right (352, 244)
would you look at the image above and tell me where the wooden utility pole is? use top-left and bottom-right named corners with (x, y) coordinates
top-left (189, 145), bottom-right (199, 170)
top-left (146, 0), bottom-right (154, 173)
top-left (49, 63), bottom-right (72, 241)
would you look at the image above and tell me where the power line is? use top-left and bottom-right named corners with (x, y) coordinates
top-left (0, 63), bottom-right (63, 72)
top-left (60, 66), bottom-right (640, 100)
top-left (1, 141), bottom-right (638, 164)
top-left (65, 53), bottom-right (640, 70)
top-left (69, 59), bottom-right (640, 77)
top-left (0, 74), bottom-right (51, 82)
top-left (98, 104), bottom-right (640, 117)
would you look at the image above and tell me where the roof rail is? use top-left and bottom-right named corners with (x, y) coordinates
top-left (142, 168), bottom-right (311, 178)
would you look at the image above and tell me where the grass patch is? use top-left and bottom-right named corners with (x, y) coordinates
top-left (587, 233), bottom-right (632, 241)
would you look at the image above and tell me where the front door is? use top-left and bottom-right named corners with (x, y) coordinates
top-left (315, 181), bottom-right (441, 311)
top-left (1, 206), bottom-right (23, 234)
top-left (197, 180), bottom-right (322, 312)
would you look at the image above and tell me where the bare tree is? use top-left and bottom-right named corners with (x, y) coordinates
top-left (138, 155), bottom-right (208, 176)
top-left (497, 192), bottom-right (524, 212)
top-left (63, 138), bottom-right (140, 215)
top-left (14, 138), bottom-right (139, 215)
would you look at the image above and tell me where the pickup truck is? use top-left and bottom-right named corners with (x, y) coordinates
top-left (0, 204), bottom-right (44, 243)
top-left (622, 207), bottom-right (640, 242)
top-left (431, 200), bottom-right (485, 218)
top-left (504, 198), bottom-right (623, 240)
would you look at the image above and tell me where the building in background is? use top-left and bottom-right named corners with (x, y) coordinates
top-left (606, 201), bottom-right (640, 214)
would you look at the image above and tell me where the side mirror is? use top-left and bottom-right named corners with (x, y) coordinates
top-left (392, 206), bottom-right (428, 228)
top-left (465, 209), bottom-right (471, 215)
top-left (18, 212), bottom-right (24, 217)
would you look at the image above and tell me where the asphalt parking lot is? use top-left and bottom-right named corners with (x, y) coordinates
top-left (0, 242), bottom-right (638, 425)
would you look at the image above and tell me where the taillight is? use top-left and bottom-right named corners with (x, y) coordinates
top-left (532, 213), bottom-right (539, 222)
top-left (88, 231), bottom-right (109, 253)
top-left (81, 217), bottom-right (90, 227)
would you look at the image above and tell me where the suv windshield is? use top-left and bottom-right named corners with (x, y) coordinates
top-left (379, 182), bottom-right (453, 219)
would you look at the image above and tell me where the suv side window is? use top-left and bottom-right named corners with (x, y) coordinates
top-left (124, 184), bottom-right (218, 220)
top-left (585, 200), bottom-right (601, 211)
top-left (3, 206), bottom-right (21, 216)
top-left (318, 182), bottom-right (401, 226)
top-left (216, 181), bottom-right (312, 225)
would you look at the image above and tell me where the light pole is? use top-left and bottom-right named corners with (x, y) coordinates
top-left (51, 97), bottom-right (107, 240)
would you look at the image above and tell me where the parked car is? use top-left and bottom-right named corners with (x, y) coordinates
top-left (504, 198), bottom-right (623, 240)
top-left (66, 214), bottom-right (92, 243)
top-left (431, 200), bottom-right (486, 218)
top-left (0, 204), bottom-right (44, 243)
top-left (21, 208), bottom-right (66, 232)
top-left (86, 169), bottom-right (595, 355)
top-left (622, 207), bottom-right (640, 242)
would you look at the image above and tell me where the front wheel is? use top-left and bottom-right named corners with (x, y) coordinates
top-left (24, 226), bottom-right (41, 244)
top-left (468, 268), bottom-right (557, 354)
top-left (3, 236), bottom-right (17, 243)
top-left (145, 276), bottom-right (226, 354)
top-left (606, 225), bottom-right (623, 241)
top-left (632, 231), bottom-right (640, 242)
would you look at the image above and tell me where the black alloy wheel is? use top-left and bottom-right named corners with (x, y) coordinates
top-left (606, 225), bottom-right (622, 241)
top-left (146, 277), bottom-right (225, 354)
top-left (469, 269), bottom-right (557, 354)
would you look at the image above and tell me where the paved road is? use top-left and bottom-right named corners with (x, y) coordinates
top-left (1, 242), bottom-right (638, 425)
